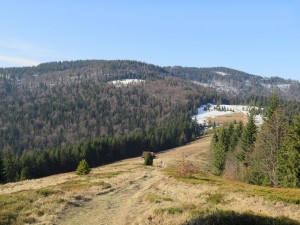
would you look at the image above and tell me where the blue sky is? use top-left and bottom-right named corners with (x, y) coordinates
top-left (0, 1), bottom-right (299, 80)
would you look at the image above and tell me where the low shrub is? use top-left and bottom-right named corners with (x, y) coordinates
top-left (76, 159), bottom-right (91, 175)
top-left (144, 153), bottom-right (154, 166)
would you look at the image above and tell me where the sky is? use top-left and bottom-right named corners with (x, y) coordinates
top-left (0, 1), bottom-right (299, 80)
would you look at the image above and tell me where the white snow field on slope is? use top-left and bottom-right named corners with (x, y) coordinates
top-left (108, 79), bottom-right (145, 86)
top-left (192, 104), bottom-right (263, 125)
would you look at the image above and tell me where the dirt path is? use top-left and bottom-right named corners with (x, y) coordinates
top-left (56, 135), bottom-right (300, 224)
top-left (1, 135), bottom-right (300, 224)
top-left (56, 136), bottom-right (211, 225)
top-left (61, 168), bottom-right (162, 225)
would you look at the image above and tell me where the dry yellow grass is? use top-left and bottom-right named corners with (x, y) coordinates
top-left (1, 135), bottom-right (300, 225)
top-left (207, 112), bottom-right (248, 124)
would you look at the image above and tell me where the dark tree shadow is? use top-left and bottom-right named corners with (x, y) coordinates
top-left (183, 211), bottom-right (300, 225)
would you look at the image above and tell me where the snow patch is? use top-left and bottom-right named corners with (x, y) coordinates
top-left (261, 83), bottom-right (271, 89)
top-left (192, 81), bottom-right (210, 87)
top-left (108, 79), bottom-right (145, 86)
top-left (276, 84), bottom-right (290, 92)
top-left (192, 80), bottom-right (239, 94)
top-left (192, 104), bottom-right (263, 126)
top-left (215, 71), bottom-right (228, 76)
top-left (261, 83), bottom-right (291, 93)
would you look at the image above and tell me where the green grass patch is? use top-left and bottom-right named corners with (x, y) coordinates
top-left (154, 203), bottom-right (197, 215)
top-left (0, 186), bottom-right (69, 225)
top-left (35, 188), bottom-right (61, 197)
top-left (56, 179), bottom-right (87, 190)
top-left (89, 171), bottom-right (122, 179)
top-left (51, 198), bottom-right (66, 204)
top-left (154, 207), bottom-right (184, 215)
top-left (0, 191), bottom-right (44, 225)
top-left (205, 192), bottom-right (226, 205)
top-left (92, 181), bottom-right (112, 189)
top-left (57, 179), bottom-right (112, 191)
top-left (145, 193), bottom-right (173, 203)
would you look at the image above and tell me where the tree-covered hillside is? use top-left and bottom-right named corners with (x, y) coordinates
top-left (0, 60), bottom-right (299, 154)
top-left (0, 60), bottom-right (228, 154)
top-left (166, 66), bottom-right (300, 101)
top-left (0, 60), bottom-right (300, 184)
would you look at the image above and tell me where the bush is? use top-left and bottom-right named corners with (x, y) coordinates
top-left (144, 153), bottom-right (154, 166)
top-left (175, 154), bottom-right (198, 177)
top-left (76, 159), bottom-right (91, 175)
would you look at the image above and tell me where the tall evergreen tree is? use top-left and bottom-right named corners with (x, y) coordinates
top-left (276, 113), bottom-right (300, 187)
top-left (3, 149), bottom-right (18, 182)
top-left (211, 127), bottom-right (229, 175)
top-left (239, 114), bottom-right (257, 165)
top-left (235, 121), bottom-right (244, 138)
top-left (265, 93), bottom-right (280, 119)
top-left (252, 108), bottom-right (287, 186)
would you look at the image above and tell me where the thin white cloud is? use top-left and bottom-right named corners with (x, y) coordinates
top-left (0, 38), bottom-right (54, 57)
top-left (0, 55), bottom-right (40, 66)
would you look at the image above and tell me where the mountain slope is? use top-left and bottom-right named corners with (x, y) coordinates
top-left (166, 66), bottom-right (300, 101)
top-left (0, 60), bottom-right (299, 154)
top-left (1, 60), bottom-right (299, 101)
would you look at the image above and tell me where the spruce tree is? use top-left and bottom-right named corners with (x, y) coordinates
top-left (252, 108), bottom-right (287, 186)
top-left (224, 123), bottom-right (239, 152)
top-left (276, 113), bottom-right (300, 187)
top-left (3, 149), bottom-right (18, 182)
top-left (235, 121), bottom-right (244, 138)
top-left (20, 166), bottom-right (30, 180)
top-left (76, 159), bottom-right (91, 175)
top-left (211, 127), bottom-right (228, 175)
top-left (265, 93), bottom-right (279, 119)
top-left (239, 114), bottom-right (257, 165)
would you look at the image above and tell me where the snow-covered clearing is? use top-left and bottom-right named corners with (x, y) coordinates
top-left (276, 84), bottom-right (291, 92)
top-left (108, 79), bottom-right (145, 86)
top-left (215, 71), bottom-right (228, 76)
top-left (192, 80), bottom-right (239, 94)
top-left (192, 103), bottom-right (263, 125)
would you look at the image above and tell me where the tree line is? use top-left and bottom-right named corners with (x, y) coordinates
top-left (210, 94), bottom-right (300, 187)
top-left (0, 116), bottom-right (200, 183)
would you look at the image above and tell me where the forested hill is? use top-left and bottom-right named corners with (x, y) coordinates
top-left (0, 60), bottom-right (299, 154)
top-left (0, 60), bottom-right (222, 154)
top-left (1, 60), bottom-right (299, 101)
top-left (0, 60), bottom-right (168, 90)
top-left (165, 66), bottom-right (300, 101)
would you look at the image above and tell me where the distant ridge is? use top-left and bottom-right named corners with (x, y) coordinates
top-left (1, 60), bottom-right (299, 101)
